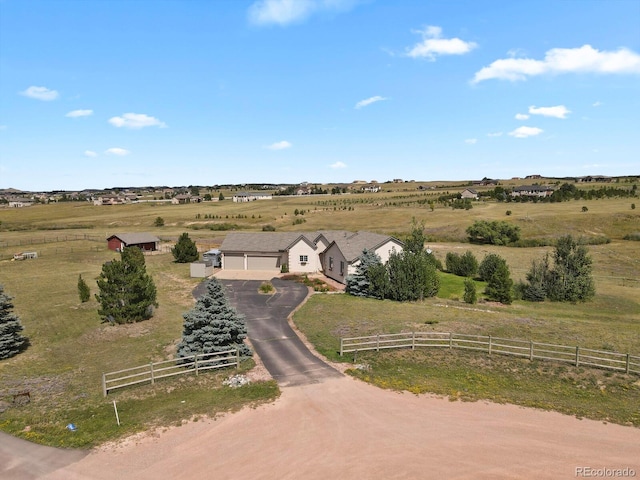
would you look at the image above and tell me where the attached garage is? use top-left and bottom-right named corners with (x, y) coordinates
top-left (247, 255), bottom-right (281, 271)
top-left (223, 254), bottom-right (245, 270)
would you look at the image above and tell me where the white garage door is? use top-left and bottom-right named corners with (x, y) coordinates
top-left (224, 255), bottom-right (245, 270)
top-left (247, 255), bottom-right (280, 270)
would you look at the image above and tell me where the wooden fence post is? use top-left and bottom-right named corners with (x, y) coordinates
top-left (376, 334), bottom-right (380, 352)
top-left (150, 362), bottom-right (155, 385)
top-left (412, 332), bottom-right (416, 350)
top-left (575, 346), bottom-right (580, 367)
top-left (195, 354), bottom-right (199, 376)
top-left (488, 336), bottom-right (492, 355)
top-left (626, 354), bottom-right (630, 374)
top-left (236, 348), bottom-right (240, 370)
top-left (529, 341), bottom-right (534, 361)
top-left (340, 338), bottom-right (343, 357)
top-left (449, 332), bottom-right (453, 349)
top-left (102, 373), bottom-right (107, 397)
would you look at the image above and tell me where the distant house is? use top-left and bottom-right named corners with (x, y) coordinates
top-left (172, 194), bottom-right (201, 204)
top-left (93, 195), bottom-right (128, 206)
top-left (107, 233), bottom-right (161, 252)
top-left (219, 230), bottom-right (403, 284)
top-left (525, 174), bottom-right (542, 180)
top-left (361, 185), bottom-right (381, 193)
top-left (511, 185), bottom-right (554, 198)
top-left (8, 197), bottom-right (34, 208)
top-left (232, 192), bottom-right (273, 202)
top-left (461, 188), bottom-right (479, 200)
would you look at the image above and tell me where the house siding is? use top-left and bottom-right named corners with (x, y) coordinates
top-left (322, 243), bottom-right (348, 284)
top-left (288, 239), bottom-right (319, 273)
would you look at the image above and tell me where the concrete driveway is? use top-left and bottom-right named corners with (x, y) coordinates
top-left (198, 278), bottom-right (342, 387)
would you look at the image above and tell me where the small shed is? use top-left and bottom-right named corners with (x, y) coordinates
top-left (107, 233), bottom-right (160, 252)
top-left (190, 260), bottom-right (214, 278)
top-left (202, 249), bottom-right (221, 267)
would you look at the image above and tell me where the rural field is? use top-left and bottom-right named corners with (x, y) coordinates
top-left (1, 181), bottom-right (639, 447)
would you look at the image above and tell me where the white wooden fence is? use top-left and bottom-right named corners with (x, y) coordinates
top-left (102, 349), bottom-right (240, 396)
top-left (340, 332), bottom-right (640, 375)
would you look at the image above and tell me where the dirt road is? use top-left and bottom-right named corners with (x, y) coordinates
top-left (42, 376), bottom-right (639, 480)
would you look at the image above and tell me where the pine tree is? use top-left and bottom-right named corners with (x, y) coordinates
top-left (463, 278), bottom-right (477, 304)
top-left (346, 249), bottom-right (383, 297)
top-left (177, 278), bottom-right (251, 361)
top-left (484, 262), bottom-right (513, 304)
top-left (77, 274), bottom-right (91, 303)
top-left (172, 232), bottom-right (199, 263)
top-left (95, 247), bottom-right (158, 324)
top-left (0, 285), bottom-right (28, 360)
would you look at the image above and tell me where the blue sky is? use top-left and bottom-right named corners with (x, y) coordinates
top-left (1, 0), bottom-right (639, 191)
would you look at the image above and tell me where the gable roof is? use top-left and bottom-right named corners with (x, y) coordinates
top-left (327, 231), bottom-right (403, 263)
top-left (108, 233), bottom-right (161, 245)
top-left (220, 232), bottom-right (316, 253)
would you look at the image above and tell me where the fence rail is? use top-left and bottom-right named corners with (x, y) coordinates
top-left (340, 332), bottom-right (640, 376)
top-left (102, 349), bottom-right (240, 396)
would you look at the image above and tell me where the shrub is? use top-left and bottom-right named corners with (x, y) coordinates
top-left (445, 251), bottom-right (478, 277)
top-left (262, 224), bottom-right (276, 231)
top-left (259, 282), bottom-right (274, 294)
top-left (77, 274), bottom-right (91, 303)
top-left (466, 220), bottom-right (520, 245)
top-left (154, 216), bottom-right (165, 227)
top-left (582, 206), bottom-right (588, 212)
top-left (623, 232), bottom-right (640, 241)
top-left (506, 210), bottom-right (512, 216)
top-left (463, 278), bottom-right (477, 304)
top-left (280, 263), bottom-right (289, 273)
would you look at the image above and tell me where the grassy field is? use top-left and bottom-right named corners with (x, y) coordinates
top-left (1, 189), bottom-right (639, 444)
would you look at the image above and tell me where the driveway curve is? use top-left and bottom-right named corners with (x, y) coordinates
top-left (195, 278), bottom-right (341, 387)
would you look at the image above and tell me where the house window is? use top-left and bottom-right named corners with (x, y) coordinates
top-left (340, 261), bottom-right (345, 275)
top-left (300, 255), bottom-right (308, 263)
top-left (329, 257), bottom-right (333, 270)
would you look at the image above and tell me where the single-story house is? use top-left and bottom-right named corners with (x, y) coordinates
top-left (317, 231), bottom-right (403, 284)
top-left (172, 194), bottom-right (202, 204)
top-left (460, 188), bottom-right (479, 200)
top-left (8, 197), bottom-right (35, 208)
top-left (232, 192), bottom-right (273, 202)
top-left (219, 230), bottom-right (403, 284)
top-left (511, 185), bottom-right (554, 198)
top-left (107, 233), bottom-right (161, 252)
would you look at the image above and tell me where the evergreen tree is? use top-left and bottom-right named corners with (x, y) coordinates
top-left (386, 250), bottom-right (439, 301)
top-left (404, 218), bottom-right (427, 254)
top-left (478, 254), bottom-right (506, 281)
top-left (95, 247), bottom-right (158, 324)
top-left (522, 255), bottom-right (551, 302)
top-left (77, 274), bottom-right (91, 303)
top-left (346, 249), bottom-right (383, 297)
top-left (446, 251), bottom-right (478, 277)
top-left (484, 262), bottom-right (513, 304)
top-left (463, 278), bottom-right (477, 304)
top-left (177, 278), bottom-right (251, 361)
top-left (172, 232), bottom-right (199, 263)
top-left (0, 285), bottom-right (28, 360)
top-left (546, 235), bottom-right (595, 302)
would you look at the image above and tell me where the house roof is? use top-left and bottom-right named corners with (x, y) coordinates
top-left (327, 231), bottom-right (403, 263)
top-left (220, 232), bottom-right (316, 253)
top-left (107, 233), bottom-right (161, 245)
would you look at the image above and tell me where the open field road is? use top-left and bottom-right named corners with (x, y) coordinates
top-left (40, 376), bottom-right (640, 479)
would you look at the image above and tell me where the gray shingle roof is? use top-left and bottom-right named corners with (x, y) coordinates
top-left (330, 231), bottom-right (403, 263)
top-left (220, 232), bottom-right (316, 253)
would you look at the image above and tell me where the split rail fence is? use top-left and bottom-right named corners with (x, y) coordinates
top-left (102, 348), bottom-right (239, 396)
top-left (340, 332), bottom-right (640, 376)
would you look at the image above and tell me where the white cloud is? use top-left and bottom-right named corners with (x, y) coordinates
top-left (66, 109), bottom-right (93, 118)
top-left (84, 150), bottom-right (98, 157)
top-left (464, 138), bottom-right (477, 144)
top-left (248, 0), bottom-right (358, 26)
top-left (105, 147), bottom-right (131, 156)
top-left (508, 126), bottom-right (543, 138)
top-left (355, 95), bottom-right (388, 109)
top-left (406, 25), bottom-right (477, 60)
top-left (515, 113), bottom-right (530, 120)
top-left (528, 105), bottom-right (570, 119)
top-left (330, 161), bottom-right (347, 169)
top-left (265, 140), bottom-right (292, 150)
top-left (472, 44), bottom-right (640, 83)
top-left (20, 86), bottom-right (59, 101)
top-left (487, 132), bottom-right (503, 137)
top-left (108, 113), bottom-right (167, 129)
top-left (592, 101), bottom-right (602, 107)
